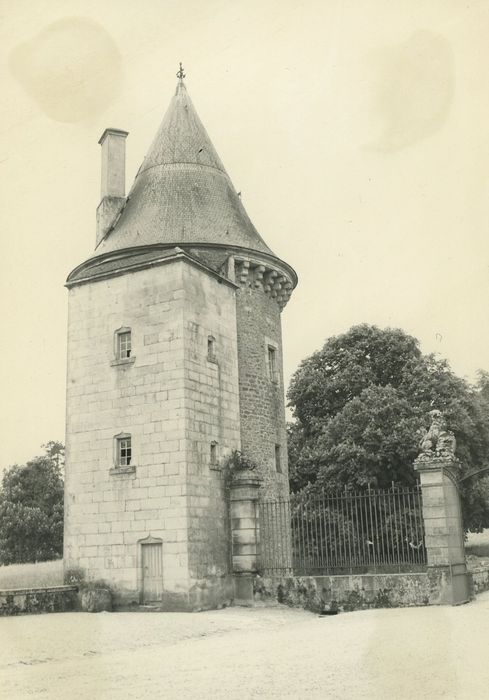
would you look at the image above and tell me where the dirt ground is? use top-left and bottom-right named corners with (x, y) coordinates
top-left (1, 593), bottom-right (489, 700)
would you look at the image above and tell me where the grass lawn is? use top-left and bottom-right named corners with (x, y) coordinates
top-left (465, 528), bottom-right (489, 558)
top-left (0, 559), bottom-right (63, 589)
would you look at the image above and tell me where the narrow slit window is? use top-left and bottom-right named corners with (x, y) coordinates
top-left (268, 345), bottom-right (277, 381)
top-left (117, 331), bottom-right (132, 359)
top-left (275, 444), bottom-right (282, 473)
top-left (117, 436), bottom-right (132, 467)
top-left (207, 335), bottom-right (216, 361)
top-left (210, 441), bottom-right (218, 465)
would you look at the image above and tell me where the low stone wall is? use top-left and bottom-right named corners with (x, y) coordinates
top-left (469, 566), bottom-right (489, 596)
top-left (0, 585), bottom-right (78, 616)
top-left (253, 571), bottom-right (454, 613)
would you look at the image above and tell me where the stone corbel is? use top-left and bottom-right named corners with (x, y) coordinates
top-left (236, 259), bottom-right (250, 284)
top-left (263, 269), bottom-right (278, 293)
top-left (254, 265), bottom-right (265, 288)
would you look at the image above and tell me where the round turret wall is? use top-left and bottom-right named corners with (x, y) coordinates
top-left (235, 285), bottom-right (289, 500)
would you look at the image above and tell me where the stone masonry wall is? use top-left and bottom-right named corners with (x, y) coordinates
top-left (419, 466), bottom-right (465, 567)
top-left (0, 586), bottom-right (78, 616)
top-left (470, 565), bottom-right (489, 596)
top-left (253, 571), bottom-right (455, 613)
top-left (65, 260), bottom-right (191, 606)
top-left (235, 286), bottom-right (289, 500)
top-left (181, 264), bottom-right (241, 606)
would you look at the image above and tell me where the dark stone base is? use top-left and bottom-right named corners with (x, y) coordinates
top-left (80, 588), bottom-right (112, 612)
top-left (189, 575), bottom-right (234, 611)
top-left (111, 575), bottom-right (234, 612)
top-left (0, 586), bottom-right (78, 616)
top-left (233, 575), bottom-right (254, 605)
top-left (252, 570), bottom-right (468, 613)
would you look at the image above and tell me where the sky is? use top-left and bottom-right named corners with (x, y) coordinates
top-left (0, 0), bottom-right (488, 471)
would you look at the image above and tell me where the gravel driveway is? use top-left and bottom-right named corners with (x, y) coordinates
top-left (1, 593), bottom-right (489, 699)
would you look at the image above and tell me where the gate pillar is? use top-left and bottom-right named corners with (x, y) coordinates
top-left (229, 470), bottom-right (262, 604)
top-left (414, 413), bottom-right (470, 605)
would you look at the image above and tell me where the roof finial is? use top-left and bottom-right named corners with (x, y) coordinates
top-left (176, 62), bottom-right (186, 81)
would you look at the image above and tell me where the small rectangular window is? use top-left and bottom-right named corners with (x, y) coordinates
top-left (207, 335), bottom-right (216, 362)
top-left (117, 436), bottom-right (132, 467)
top-left (210, 441), bottom-right (218, 465)
top-left (117, 331), bottom-right (132, 359)
top-left (274, 444), bottom-right (282, 473)
top-left (268, 346), bottom-right (277, 381)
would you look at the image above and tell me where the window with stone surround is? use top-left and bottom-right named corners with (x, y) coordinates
top-left (116, 434), bottom-right (132, 467)
top-left (267, 345), bottom-right (277, 382)
top-left (274, 444), bottom-right (282, 473)
top-left (112, 327), bottom-right (135, 366)
top-left (117, 330), bottom-right (131, 359)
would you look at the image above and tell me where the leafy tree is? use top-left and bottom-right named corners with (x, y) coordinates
top-left (477, 370), bottom-right (489, 405)
top-left (42, 441), bottom-right (65, 475)
top-left (0, 443), bottom-right (64, 564)
top-left (287, 324), bottom-right (489, 531)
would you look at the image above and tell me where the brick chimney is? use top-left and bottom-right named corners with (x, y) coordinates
top-left (96, 128), bottom-right (128, 246)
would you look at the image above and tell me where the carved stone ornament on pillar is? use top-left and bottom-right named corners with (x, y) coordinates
top-left (416, 409), bottom-right (458, 463)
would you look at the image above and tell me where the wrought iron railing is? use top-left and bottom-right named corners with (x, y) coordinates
top-left (259, 484), bottom-right (427, 575)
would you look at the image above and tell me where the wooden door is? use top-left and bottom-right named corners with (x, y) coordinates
top-left (142, 542), bottom-right (163, 603)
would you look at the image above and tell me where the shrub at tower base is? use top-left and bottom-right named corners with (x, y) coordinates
top-left (287, 324), bottom-right (489, 532)
top-left (0, 443), bottom-right (64, 565)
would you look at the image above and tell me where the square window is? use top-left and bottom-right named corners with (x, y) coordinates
top-left (274, 444), bottom-right (282, 473)
top-left (117, 331), bottom-right (131, 359)
top-left (268, 345), bottom-right (277, 381)
top-left (117, 436), bottom-right (132, 467)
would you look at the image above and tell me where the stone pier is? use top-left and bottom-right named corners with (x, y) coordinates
top-left (414, 455), bottom-right (470, 605)
top-left (229, 471), bottom-right (261, 604)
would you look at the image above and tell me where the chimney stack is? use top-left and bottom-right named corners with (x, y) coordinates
top-left (96, 128), bottom-right (128, 246)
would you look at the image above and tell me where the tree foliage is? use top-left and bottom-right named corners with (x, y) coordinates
top-left (287, 324), bottom-right (489, 531)
top-left (42, 441), bottom-right (65, 474)
top-left (0, 444), bottom-right (64, 565)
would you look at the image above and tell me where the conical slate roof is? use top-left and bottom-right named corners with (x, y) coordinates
top-left (94, 80), bottom-right (275, 257)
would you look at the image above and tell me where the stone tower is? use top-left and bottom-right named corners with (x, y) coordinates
top-left (64, 70), bottom-right (297, 609)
